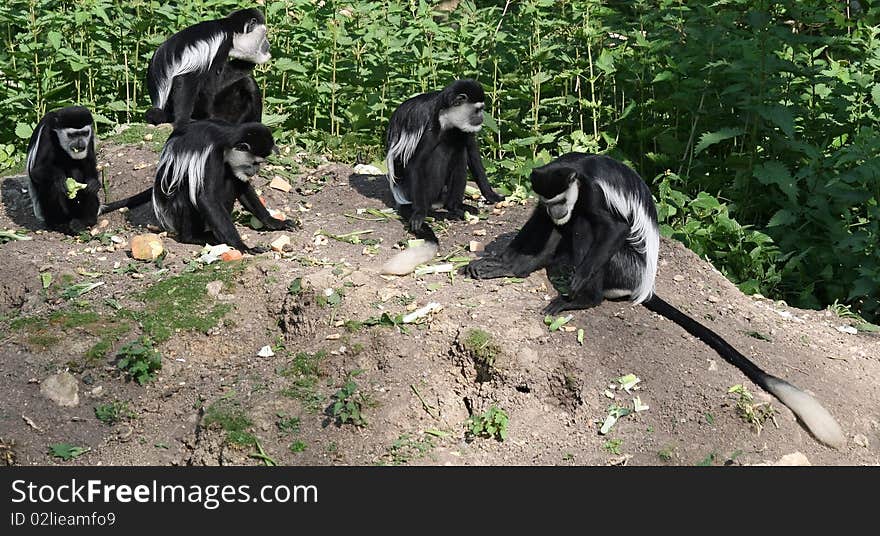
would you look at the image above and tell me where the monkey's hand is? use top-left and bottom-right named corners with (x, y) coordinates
top-left (281, 218), bottom-right (301, 231)
top-left (482, 189), bottom-right (504, 204)
top-left (84, 179), bottom-right (101, 195)
top-left (409, 212), bottom-right (426, 233)
top-left (245, 245), bottom-right (269, 255)
top-left (461, 257), bottom-right (512, 279)
top-left (263, 217), bottom-right (300, 231)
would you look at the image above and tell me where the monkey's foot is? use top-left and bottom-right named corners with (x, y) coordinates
top-left (543, 295), bottom-right (601, 314)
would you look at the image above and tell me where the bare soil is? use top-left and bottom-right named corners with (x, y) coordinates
top-left (1, 131), bottom-right (878, 467)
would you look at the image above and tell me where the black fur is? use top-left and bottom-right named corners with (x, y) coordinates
top-left (25, 105), bottom-right (99, 234)
top-left (465, 153), bottom-right (844, 447)
top-left (145, 8), bottom-right (269, 126)
top-left (103, 120), bottom-right (298, 254)
top-left (466, 153), bottom-right (653, 312)
top-left (382, 79), bottom-right (504, 274)
top-left (386, 79), bottom-right (503, 231)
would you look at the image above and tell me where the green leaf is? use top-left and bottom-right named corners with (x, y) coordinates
top-left (288, 277), bottom-right (303, 295)
top-left (871, 84), bottom-right (880, 108)
top-left (652, 71), bottom-right (675, 83)
top-left (15, 123), bottom-right (33, 139)
top-left (753, 162), bottom-right (797, 202)
top-left (40, 272), bottom-right (52, 289)
top-left (49, 443), bottom-right (90, 461)
top-left (757, 105), bottom-right (795, 138)
top-left (47, 31), bottom-right (62, 50)
top-left (693, 128), bottom-right (745, 155)
top-left (767, 208), bottom-right (797, 227)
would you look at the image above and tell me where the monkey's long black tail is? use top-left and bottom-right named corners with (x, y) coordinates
top-left (643, 294), bottom-right (846, 448)
top-left (98, 188), bottom-right (153, 215)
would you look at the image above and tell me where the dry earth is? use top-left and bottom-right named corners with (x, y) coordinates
top-left (1, 126), bottom-right (878, 467)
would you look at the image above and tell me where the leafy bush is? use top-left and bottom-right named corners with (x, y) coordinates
top-left (116, 337), bottom-right (162, 385)
top-left (467, 406), bottom-right (509, 441)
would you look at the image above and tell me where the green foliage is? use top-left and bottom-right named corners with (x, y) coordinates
top-left (1, 1), bottom-right (877, 319)
top-left (134, 263), bottom-right (237, 342)
top-left (202, 396), bottom-right (256, 447)
top-left (49, 443), bottom-right (89, 461)
top-left (728, 384), bottom-right (777, 435)
top-left (94, 401), bottom-right (134, 425)
top-left (466, 406), bottom-right (509, 441)
top-left (116, 337), bottom-right (162, 385)
top-left (462, 329), bottom-right (500, 367)
top-left (603, 438), bottom-right (623, 455)
top-left (381, 433), bottom-right (435, 466)
top-left (330, 370), bottom-right (371, 427)
top-left (656, 172), bottom-right (782, 296)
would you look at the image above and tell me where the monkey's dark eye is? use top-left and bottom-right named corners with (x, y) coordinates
top-left (234, 142), bottom-right (251, 152)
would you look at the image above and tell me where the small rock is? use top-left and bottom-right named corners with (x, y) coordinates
top-left (353, 163), bottom-right (383, 175)
top-left (130, 233), bottom-right (164, 260)
top-left (707, 295), bottom-right (720, 303)
top-left (773, 452), bottom-right (811, 466)
top-left (836, 325), bottom-right (858, 335)
top-left (220, 249), bottom-right (243, 262)
top-left (853, 434), bottom-right (869, 448)
top-left (110, 235), bottom-right (125, 244)
top-left (270, 235), bottom-right (291, 252)
top-left (89, 386), bottom-right (104, 397)
top-left (469, 240), bottom-right (484, 252)
top-left (257, 345), bottom-right (275, 358)
top-left (269, 176), bottom-right (292, 192)
top-left (40, 372), bottom-right (79, 407)
top-left (673, 274), bottom-right (685, 282)
top-left (206, 280), bottom-right (224, 298)
top-left (143, 133), bottom-right (154, 141)
top-left (97, 219), bottom-right (109, 229)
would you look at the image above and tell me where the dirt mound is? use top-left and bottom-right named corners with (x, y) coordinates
top-left (1, 136), bottom-right (878, 466)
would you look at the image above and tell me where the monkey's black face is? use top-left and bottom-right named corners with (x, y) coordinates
top-left (225, 123), bottom-right (277, 181)
top-left (54, 126), bottom-right (92, 160)
top-left (439, 95), bottom-right (485, 133)
top-left (532, 169), bottom-right (579, 226)
top-left (224, 146), bottom-right (266, 181)
top-left (229, 9), bottom-right (271, 64)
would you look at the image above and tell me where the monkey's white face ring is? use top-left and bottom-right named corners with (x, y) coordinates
top-left (230, 24), bottom-right (271, 64)
top-left (55, 126), bottom-right (92, 160)
top-left (439, 102), bottom-right (484, 133)
top-left (225, 148), bottom-right (264, 182)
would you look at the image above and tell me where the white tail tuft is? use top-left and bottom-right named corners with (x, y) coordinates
top-left (380, 242), bottom-right (438, 276)
top-left (765, 377), bottom-right (846, 448)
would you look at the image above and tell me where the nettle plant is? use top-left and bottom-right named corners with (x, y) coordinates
top-left (2, 0), bottom-right (876, 319)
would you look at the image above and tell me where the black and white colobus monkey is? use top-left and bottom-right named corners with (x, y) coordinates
top-left (381, 79), bottom-right (505, 275)
top-left (25, 106), bottom-right (100, 233)
top-left (465, 153), bottom-right (846, 448)
top-left (144, 8), bottom-right (271, 126)
top-left (101, 121), bottom-right (298, 253)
